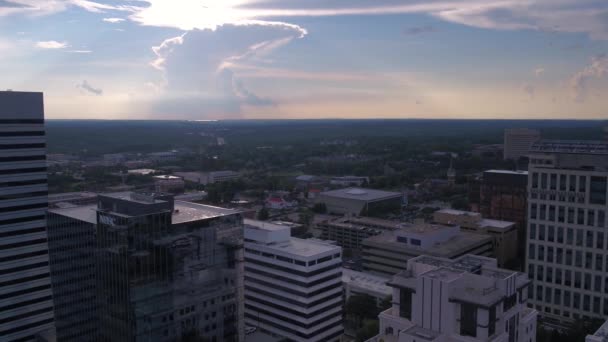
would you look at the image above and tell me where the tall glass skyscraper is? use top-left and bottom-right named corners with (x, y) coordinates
top-left (0, 91), bottom-right (54, 341)
top-left (47, 192), bottom-right (244, 342)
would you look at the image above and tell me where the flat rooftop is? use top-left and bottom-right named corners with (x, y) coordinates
top-left (49, 204), bottom-right (97, 224)
top-left (244, 219), bottom-right (289, 232)
top-left (252, 236), bottom-right (340, 257)
top-left (48, 191), bottom-right (98, 202)
top-left (364, 228), bottom-right (492, 256)
top-left (484, 169), bottom-right (528, 175)
top-left (320, 187), bottom-right (402, 201)
top-left (48, 200), bottom-right (238, 225)
top-left (530, 140), bottom-right (608, 155)
top-left (342, 269), bottom-right (392, 295)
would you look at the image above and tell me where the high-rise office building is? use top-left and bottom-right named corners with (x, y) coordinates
top-left (47, 205), bottom-right (97, 341)
top-left (480, 169), bottom-right (528, 263)
top-left (243, 219), bottom-right (343, 342)
top-left (526, 140), bottom-right (608, 325)
top-left (504, 128), bottom-right (541, 161)
top-left (46, 192), bottom-right (245, 342)
top-left (367, 254), bottom-right (537, 342)
top-left (0, 91), bottom-right (54, 341)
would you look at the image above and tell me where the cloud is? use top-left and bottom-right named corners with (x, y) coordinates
top-left (534, 68), bottom-right (544, 77)
top-left (145, 23), bottom-right (303, 118)
top-left (77, 80), bottom-right (103, 95)
top-left (522, 83), bottom-right (535, 99)
top-left (35, 40), bottom-right (68, 49)
top-left (68, 49), bottom-right (92, 53)
top-left (403, 25), bottom-right (436, 35)
top-left (103, 17), bottom-right (125, 23)
top-left (570, 54), bottom-right (608, 102)
top-left (127, 0), bottom-right (608, 41)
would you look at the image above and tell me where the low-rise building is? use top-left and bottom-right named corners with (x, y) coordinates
top-left (367, 254), bottom-right (537, 342)
top-left (434, 209), bottom-right (518, 268)
top-left (342, 269), bottom-right (391, 306)
top-left (586, 319), bottom-right (608, 342)
top-left (330, 176), bottom-right (369, 187)
top-left (362, 222), bottom-right (494, 276)
top-left (175, 170), bottom-right (240, 185)
top-left (244, 219), bottom-right (343, 342)
top-left (48, 191), bottom-right (98, 208)
top-left (153, 174), bottom-right (185, 193)
top-left (316, 187), bottom-right (403, 216)
top-left (318, 216), bottom-right (403, 250)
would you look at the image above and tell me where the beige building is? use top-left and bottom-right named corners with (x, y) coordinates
top-left (503, 128), bottom-right (541, 160)
top-left (362, 222), bottom-right (493, 276)
top-left (434, 209), bottom-right (519, 268)
top-left (153, 175), bottom-right (185, 193)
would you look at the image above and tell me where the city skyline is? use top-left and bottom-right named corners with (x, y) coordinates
top-left (1, 0), bottom-right (608, 120)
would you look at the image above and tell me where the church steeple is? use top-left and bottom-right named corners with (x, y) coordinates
top-left (447, 157), bottom-right (456, 186)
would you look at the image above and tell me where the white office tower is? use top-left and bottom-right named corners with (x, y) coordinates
top-left (367, 255), bottom-right (537, 342)
top-left (504, 128), bottom-right (540, 161)
top-left (243, 219), bottom-right (343, 342)
top-left (0, 92), bottom-right (54, 341)
top-left (526, 140), bottom-right (608, 325)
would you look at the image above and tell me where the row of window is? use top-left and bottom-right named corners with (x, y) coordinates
top-left (531, 174), bottom-right (607, 205)
top-left (530, 205), bottom-right (605, 227)
top-left (530, 224), bottom-right (607, 248)
top-left (396, 236), bottom-right (422, 246)
top-left (529, 263), bottom-right (608, 293)
top-left (529, 244), bottom-right (608, 271)
top-left (245, 248), bottom-right (340, 267)
top-left (245, 294), bottom-right (342, 319)
top-left (530, 284), bottom-right (608, 316)
top-left (244, 266), bottom-right (341, 288)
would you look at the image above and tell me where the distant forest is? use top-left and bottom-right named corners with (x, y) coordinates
top-left (46, 119), bottom-right (608, 155)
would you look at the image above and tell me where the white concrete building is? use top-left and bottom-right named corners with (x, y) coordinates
top-left (503, 128), bottom-right (541, 161)
top-left (368, 255), bottom-right (537, 342)
top-left (362, 222), bottom-right (494, 276)
top-left (153, 174), bottom-right (185, 193)
top-left (330, 176), bottom-right (369, 187)
top-left (342, 269), bottom-right (391, 306)
top-left (0, 91), bottom-right (55, 341)
top-left (586, 319), bottom-right (608, 342)
top-left (244, 219), bottom-right (343, 342)
top-left (434, 209), bottom-right (518, 268)
top-left (526, 140), bottom-right (608, 325)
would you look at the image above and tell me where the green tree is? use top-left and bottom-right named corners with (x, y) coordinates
top-left (346, 294), bottom-right (379, 328)
top-left (257, 207), bottom-right (269, 221)
top-left (355, 320), bottom-right (379, 342)
top-left (312, 202), bottom-right (327, 214)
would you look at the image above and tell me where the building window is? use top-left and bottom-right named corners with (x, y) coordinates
top-left (599, 210), bottom-right (605, 228)
top-left (528, 244), bottom-right (536, 260)
top-left (489, 306), bottom-right (496, 337)
top-left (397, 236), bottom-right (408, 244)
top-left (399, 289), bottom-right (413, 320)
top-left (410, 239), bottom-right (421, 246)
top-left (529, 224), bottom-right (536, 240)
top-left (460, 304), bottom-right (477, 338)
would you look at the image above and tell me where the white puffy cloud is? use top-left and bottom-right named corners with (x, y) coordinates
top-left (103, 17), bottom-right (125, 23)
top-left (144, 23), bottom-right (303, 118)
top-left (35, 40), bottom-right (67, 49)
top-left (128, 0), bottom-right (608, 40)
top-left (534, 68), bottom-right (545, 77)
top-left (570, 54), bottom-right (608, 102)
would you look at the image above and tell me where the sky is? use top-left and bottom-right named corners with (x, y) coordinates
top-left (1, 0), bottom-right (608, 120)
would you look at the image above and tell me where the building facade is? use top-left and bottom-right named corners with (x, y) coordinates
top-left (367, 255), bottom-right (537, 342)
top-left (244, 219), bottom-right (343, 342)
top-left (318, 216), bottom-right (402, 250)
top-left (434, 209), bottom-right (519, 268)
top-left (342, 269), bottom-right (391, 306)
top-left (526, 140), bottom-right (608, 325)
top-left (46, 192), bottom-right (245, 342)
top-left (504, 128), bottom-right (541, 161)
top-left (480, 170), bottom-right (529, 262)
top-left (316, 188), bottom-right (403, 217)
top-left (46, 206), bottom-right (97, 341)
top-left (362, 222), bottom-right (494, 276)
top-left (0, 91), bottom-right (55, 341)
top-left (153, 175), bottom-right (185, 194)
